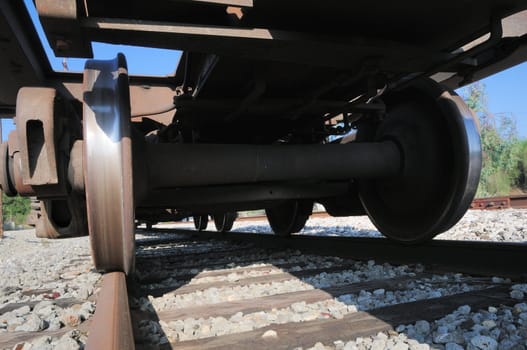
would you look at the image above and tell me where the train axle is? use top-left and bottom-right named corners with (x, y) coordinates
top-left (142, 141), bottom-right (402, 189)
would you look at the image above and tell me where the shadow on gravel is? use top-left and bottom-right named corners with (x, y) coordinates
top-left (128, 279), bottom-right (172, 350)
top-left (130, 229), bottom-right (395, 349)
top-left (128, 229), bottom-right (521, 350)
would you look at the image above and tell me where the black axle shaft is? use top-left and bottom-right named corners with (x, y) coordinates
top-left (144, 141), bottom-right (402, 189)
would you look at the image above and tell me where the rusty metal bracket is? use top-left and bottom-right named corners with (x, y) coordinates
top-left (7, 131), bottom-right (34, 196)
top-left (15, 87), bottom-right (67, 197)
top-left (35, 0), bottom-right (93, 58)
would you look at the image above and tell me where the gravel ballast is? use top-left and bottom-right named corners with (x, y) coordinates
top-left (1, 209), bottom-right (526, 349)
top-left (225, 208), bottom-right (527, 242)
top-left (0, 230), bottom-right (100, 349)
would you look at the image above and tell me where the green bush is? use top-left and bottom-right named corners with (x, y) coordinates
top-left (482, 171), bottom-right (511, 196)
top-left (461, 82), bottom-right (525, 197)
top-left (2, 193), bottom-right (30, 225)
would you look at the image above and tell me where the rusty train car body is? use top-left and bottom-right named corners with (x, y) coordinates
top-left (1, 0), bottom-right (527, 273)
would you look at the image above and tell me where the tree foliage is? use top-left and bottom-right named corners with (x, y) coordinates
top-left (2, 193), bottom-right (30, 225)
top-left (461, 82), bottom-right (526, 197)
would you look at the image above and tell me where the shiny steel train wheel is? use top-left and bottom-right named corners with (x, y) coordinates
top-left (213, 212), bottom-right (237, 232)
top-left (358, 79), bottom-right (481, 243)
top-left (83, 54), bottom-right (135, 274)
top-left (266, 200), bottom-right (313, 236)
top-left (194, 215), bottom-right (209, 231)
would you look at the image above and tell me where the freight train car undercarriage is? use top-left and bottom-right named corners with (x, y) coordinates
top-left (1, 0), bottom-right (527, 273)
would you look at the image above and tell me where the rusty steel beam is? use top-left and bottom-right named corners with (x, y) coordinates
top-left (503, 10), bottom-right (527, 37)
top-left (85, 272), bottom-right (134, 350)
top-left (57, 81), bottom-right (177, 124)
top-left (0, 0), bottom-right (50, 81)
top-left (80, 17), bottom-right (443, 71)
top-left (35, 0), bottom-right (93, 58)
top-left (510, 194), bottom-right (527, 209)
top-left (440, 11), bottom-right (527, 88)
top-left (0, 0), bottom-right (52, 113)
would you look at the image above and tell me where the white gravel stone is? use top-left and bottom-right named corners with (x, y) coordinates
top-left (470, 335), bottom-right (498, 350)
top-left (482, 320), bottom-right (496, 329)
top-left (0, 229), bottom-right (100, 349)
top-left (333, 340), bottom-right (345, 350)
top-left (373, 289), bottom-right (385, 296)
top-left (47, 317), bottom-right (62, 331)
top-left (310, 342), bottom-right (330, 350)
top-left (261, 329), bottom-right (278, 339)
top-left (13, 306), bottom-right (31, 317)
top-left (370, 338), bottom-right (386, 350)
top-left (514, 303), bottom-right (527, 312)
top-left (415, 320), bottom-right (431, 335)
top-left (54, 335), bottom-right (80, 350)
top-left (396, 325), bottom-right (406, 332)
top-left (14, 314), bottom-right (46, 332)
top-left (291, 301), bottom-right (308, 313)
top-left (343, 341), bottom-right (358, 350)
top-left (510, 290), bottom-right (524, 299)
top-left (458, 305), bottom-right (471, 315)
top-left (512, 284), bottom-right (527, 293)
top-left (31, 335), bottom-right (53, 350)
top-left (446, 343), bottom-right (464, 350)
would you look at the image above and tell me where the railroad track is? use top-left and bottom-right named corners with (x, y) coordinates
top-left (85, 228), bottom-right (527, 350)
top-left (85, 273), bottom-right (134, 350)
top-left (471, 194), bottom-right (527, 210)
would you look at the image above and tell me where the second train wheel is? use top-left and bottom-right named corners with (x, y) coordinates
top-left (213, 212), bottom-right (237, 232)
top-left (358, 79), bottom-right (481, 243)
top-left (266, 200), bottom-right (313, 236)
top-left (194, 215), bottom-right (209, 231)
top-left (35, 194), bottom-right (88, 239)
top-left (83, 54), bottom-right (135, 274)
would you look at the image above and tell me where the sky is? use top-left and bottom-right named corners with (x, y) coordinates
top-left (476, 64), bottom-right (527, 137)
top-left (2, 1), bottom-right (527, 140)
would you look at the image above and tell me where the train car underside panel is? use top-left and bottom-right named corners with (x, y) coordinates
top-left (0, 0), bottom-right (526, 273)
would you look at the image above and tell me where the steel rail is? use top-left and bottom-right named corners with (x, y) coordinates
top-left (152, 229), bottom-right (527, 278)
top-left (510, 194), bottom-right (527, 208)
top-left (85, 272), bottom-right (135, 350)
top-left (471, 194), bottom-right (527, 209)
